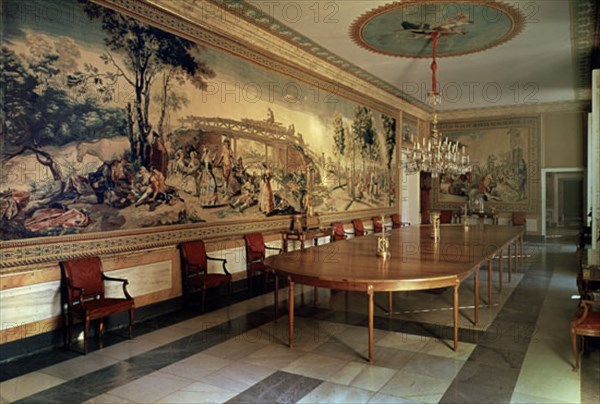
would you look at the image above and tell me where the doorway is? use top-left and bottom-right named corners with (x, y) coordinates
top-left (543, 169), bottom-right (584, 239)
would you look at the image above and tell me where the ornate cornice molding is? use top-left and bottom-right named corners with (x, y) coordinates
top-left (182, 0), bottom-right (430, 118)
top-left (106, 0), bottom-right (425, 119)
top-left (438, 100), bottom-right (591, 120)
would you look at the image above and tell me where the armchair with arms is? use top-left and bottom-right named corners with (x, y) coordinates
top-left (60, 257), bottom-right (134, 354)
top-left (180, 240), bottom-right (232, 312)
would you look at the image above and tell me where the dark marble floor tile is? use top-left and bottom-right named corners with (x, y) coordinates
top-left (453, 360), bottom-right (520, 388)
top-left (439, 381), bottom-right (513, 404)
top-left (0, 348), bottom-right (79, 383)
top-left (16, 384), bottom-right (97, 404)
top-left (467, 344), bottom-right (524, 369)
top-left (227, 371), bottom-right (322, 404)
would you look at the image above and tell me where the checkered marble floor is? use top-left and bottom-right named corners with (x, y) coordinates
top-left (1, 242), bottom-right (598, 403)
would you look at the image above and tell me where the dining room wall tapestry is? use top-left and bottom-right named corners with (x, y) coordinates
top-left (431, 116), bottom-right (540, 213)
top-left (1, 0), bottom-right (397, 241)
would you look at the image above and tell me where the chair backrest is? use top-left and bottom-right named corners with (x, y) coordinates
top-left (440, 210), bottom-right (453, 224)
top-left (245, 233), bottom-right (266, 263)
top-left (61, 257), bottom-right (104, 303)
top-left (512, 212), bottom-right (526, 226)
top-left (180, 240), bottom-right (208, 275)
top-left (371, 216), bottom-right (383, 233)
top-left (331, 222), bottom-right (346, 241)
top-left (391, 214), bottom-right (401, 229)
top-left (352, 219), bottom-right (366, 236)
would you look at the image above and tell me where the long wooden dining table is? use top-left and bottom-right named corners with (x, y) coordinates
top-left (265, 224), bottom-right (524, 363)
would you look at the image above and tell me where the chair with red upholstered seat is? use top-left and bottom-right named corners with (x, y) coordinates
top-left (60, 257), bottom-right (135, 354)
top-left (331, 222), bottom-right (350, 242)
top-left (180, 240), bottom-right (232, 312)
top-left (512, 212), bottom-right (526, 226)
top-left (371, 216), bottom-right (384, 233)
top-left (391, 214), bottom-right (410, 228)
top-left (352, 219), bottom-right (370, 237)
top-left (440, 210), bottom-right (453, 224)
top-left (571, 299), bottom-right (600, 370)
top-left (244, 233), bottom-right (282, 290)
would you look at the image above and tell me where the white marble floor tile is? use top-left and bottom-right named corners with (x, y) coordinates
top-left (202, 336), bottom-right (270, 361)
top-left (379, 370), bottom-right (452, 402)
top-left (297, 381), bottom-right (374, 404)
top-left (107, 371), bottom-right (193, 403)
top-left (156, 381), bottom-right (237, 403)
top-left (160, 352), bottom-right (232, 380)
top-left (283, 352), bottom-right (349, 380)
top-left (328, 361), bottom-right (367, 385)
top-left (368, 392), bottom-right (418, 403)
top-left (376, 331), bottom-right (430, 352)
top-left (240, 343), bottom-right (304, 369)
top-left (135, 324), bottom-right (197, 345)
top-left (419, 337), bottom-right (476, 360)
top-left (95, 338), bottom-right (165, 361)
top-left (201, 361), bottom-right (275, 393)
top-left (40, 352), bottom-right (119, 380)
top-left (350, 364), bottom-right (398, 392)
top-left (83, 393), bottom-right (134, 403)
top-left (0, 371), bottom-right (65, 402)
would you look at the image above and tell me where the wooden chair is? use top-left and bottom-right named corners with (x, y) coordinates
top-left (371, 216), bottom-right (384, 233)
top-left (331, 222), bottom-right (350, 242)
top-left (391, 214), bottom-right (410, 228)
top-left (512, 212), bottom-right (526, 226)
top-left (352, 219), bottom-right (369, 237)
top-left (60, 257), bottom-right (134, 354)
top-left (180, 240), bottom-right (232, 312)
top-left (391, 214), bottom-right (402, 229)
top-left (440, 210), bottom-right (453, 224)
top-left (244, 233), bottom-right (282, 290)
top-left (571, 299), bottom-right (600, 371)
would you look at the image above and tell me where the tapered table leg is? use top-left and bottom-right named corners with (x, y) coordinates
top-left (487, 258), bottom-right (492, 307)
top-left (498, 248), bottom-right (503, 292)
top-left (514, 239), bottom-right (518, 272)
top-left (474, 267), bottom-right (479, 325)
top-left (368, 285), bottom-right (374, 363)
top-left (274, 274), bottom-right (279, 322)
top-left (288, 278), bottom-right (294, 348)
top-left (453, 284), bottom-right (459, 351)
top-left (507, 243), bottom-right (512, 283)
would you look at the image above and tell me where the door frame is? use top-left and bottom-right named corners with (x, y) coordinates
top-left (541, 167), bottom-right (584, 237)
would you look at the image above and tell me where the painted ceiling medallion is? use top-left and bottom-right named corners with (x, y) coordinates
top-left (350, 0), bottom-right (525, 58)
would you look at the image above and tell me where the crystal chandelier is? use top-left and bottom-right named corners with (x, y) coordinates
top-left (403, 32), bottom-right (471, 178)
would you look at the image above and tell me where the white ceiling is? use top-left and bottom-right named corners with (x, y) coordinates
top-left (250, 0), bottom-right (593, 111)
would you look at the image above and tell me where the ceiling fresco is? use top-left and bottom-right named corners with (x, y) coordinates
top-left (210, 0), bottom-right (598, 110)
top-left (350, 1), bottom-right (525, 58)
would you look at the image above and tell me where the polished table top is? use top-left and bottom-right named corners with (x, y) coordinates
top-left (266, 225), bottom-right (524, 291)
top-left (265, 224), bottom-right (524, 362)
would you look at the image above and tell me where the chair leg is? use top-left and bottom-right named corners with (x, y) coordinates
top-left (129, 307), bottom-right (134, 339)
top-left (228, 282), bottom-right (232, 305)
top-left (84, 317), bottom-right (90, 354)
top-left (247, 270), bottom-right (253, 290)
top-left (202, 286), bottom-right (207, 313)
top-left (65, 315), bottom-right (72, 348)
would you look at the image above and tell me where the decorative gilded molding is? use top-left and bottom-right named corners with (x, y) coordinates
top-left (1, 217), bottom-right (288, 271)
top-left (97, 0), bottom-right (418, 118)
top-left (438, 100), bottom-right (591, 120)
